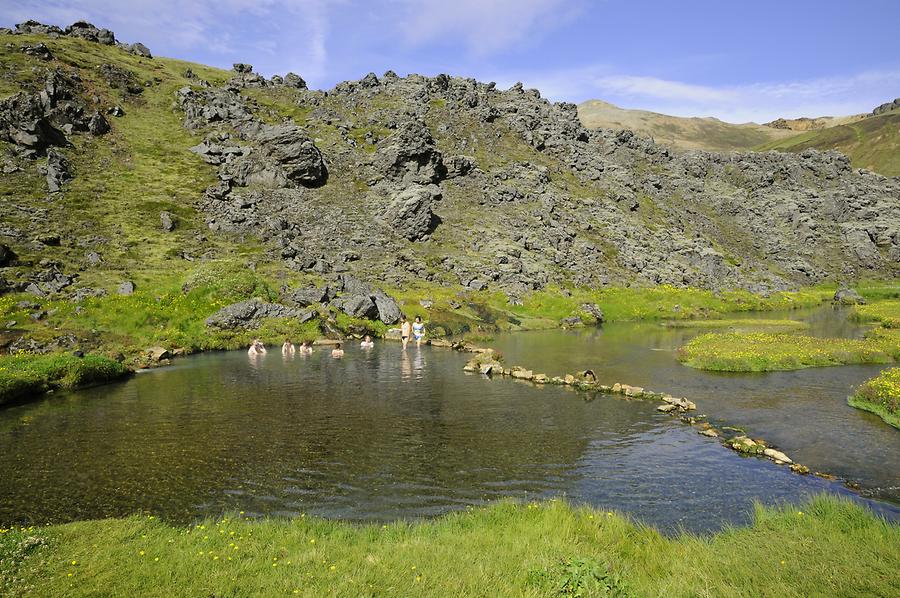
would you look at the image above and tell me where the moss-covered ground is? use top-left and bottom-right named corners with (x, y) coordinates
top-left (1, 495), bottom-right (897, 597)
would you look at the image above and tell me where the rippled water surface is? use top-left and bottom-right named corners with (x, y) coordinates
top-left (0, 307), bottom-right (897, 533)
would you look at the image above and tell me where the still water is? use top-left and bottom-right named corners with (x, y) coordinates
top-left (0, 308), bottom-right (897, 533)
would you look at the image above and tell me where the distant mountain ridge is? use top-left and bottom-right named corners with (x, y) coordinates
top-left (576, 99), bottom-right (798, 152)
top-left (578, 98), bottom-right (899, 176)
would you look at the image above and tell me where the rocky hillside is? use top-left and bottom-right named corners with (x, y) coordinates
top-left (1, 20), bottom-right (899, 321)
top-left (757, 101), bottom-right (900, 176)
top-left (577, 99), bottom-right (798, 151)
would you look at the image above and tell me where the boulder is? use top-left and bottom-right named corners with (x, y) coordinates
top-left (284, 286), bottom-right (329, 307)
top-left (335, 294), bottom-right (379, 319)
top-left (283, 72), bottom-right (307, 89)
top-left (117, 281), bottom-right (135, 295)
top-left (147, 346), bottom-right (170, 362)
top-left (205, 298), bottom-right (314, 329)
top-left (128, 43), bottom-right (152, 58)
top-left (45, 148), bottom-right (72, 192)
top-left (88, 112), bottom-right (110, 135)
top-left (160, 211), bottom-right (177, 232)
top-left (0, 243), bottom-right (17, 267)
top-left (374, 119), bottom-right (445, 184)
top-left (230, 123), bottom-right (327, 188)
top-left (383, 184), bottom-right (441, 241)
top-left (833, 287), bottom-right (866, 305)
top-left (763, 448), bottom-right (793, 464)
top-left (579, 303), bottom-right (605, 324)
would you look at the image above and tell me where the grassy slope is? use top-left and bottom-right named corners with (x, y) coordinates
top-left (0, 353), bottom-right (128, 406)
top-left (756, 111), bottom-right (900, 176)
top-left (1, 496), bottom-right (898, 597)
top-left (576, 99), bottom-right (797, 151)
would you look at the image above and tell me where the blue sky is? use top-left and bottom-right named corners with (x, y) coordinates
top-left (3, 0), bottom-right (898, 122)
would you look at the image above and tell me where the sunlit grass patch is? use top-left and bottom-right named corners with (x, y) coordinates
top-left (0, 353), bottom-right (129, 405)
top-left (850, 367), bottom-right (900, 429)
top-left (0, 495), bottom-right (897, 597)
top-left (677, 332), bottom-right (892, 371)
top-left (852, 300), bottom-right (900, 328)
top-left (663, 318), bottom-right (809, 332)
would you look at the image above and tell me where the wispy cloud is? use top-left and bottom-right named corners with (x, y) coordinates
top-left (499, 66), bottom-right (900, 123)
top-left (0, 0), bottom-right (332, 83)
top-left (397, 0), bottom-right (583, 56)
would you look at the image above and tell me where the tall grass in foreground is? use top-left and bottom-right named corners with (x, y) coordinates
top-left (0, 495), bottom-right (896, 597)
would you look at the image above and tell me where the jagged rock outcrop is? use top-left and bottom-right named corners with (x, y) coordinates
top-left (13, 19), bottom-right (151, 57)
top-left (45, 148), bottom-right (71, 192)
top-left (205, 298), bottom-right (315, 329)
top-left (382, 184), bottom-right (441, 241)
top-left (872, 98), bottom-right (900, 116)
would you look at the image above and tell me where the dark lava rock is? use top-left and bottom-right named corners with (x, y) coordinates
top-left (383, 184), bottom-right (441, 241)
top-left (205, 298), bottom-right (314, 329)
top-left (45, 148), bottom-right (72, 192)
top-left (283, 285), bottom-right (330, 307)
top-left (284, 72), bottom-right (307, 89)
top-left (0, 244), bottom-right (17, 267)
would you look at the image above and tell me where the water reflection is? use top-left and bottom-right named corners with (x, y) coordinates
top-left (0, 329), bottom-right (896, 533)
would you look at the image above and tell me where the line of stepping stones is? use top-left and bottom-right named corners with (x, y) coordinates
top-left (457, 345), bottom-right (820, 478)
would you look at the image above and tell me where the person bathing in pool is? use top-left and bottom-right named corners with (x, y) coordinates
top-left (248, 339), bottom-right (266, 356)
top-left (412, 316), bottom-right (426, 346)
top-left (282, 338), bottom-right (295, 355)
top-left (331, 342), bottom-right (344, 358)
top-left (400, 316), bottom-right (412, 349)
top-left (360, 335), bottom-right (375, 349)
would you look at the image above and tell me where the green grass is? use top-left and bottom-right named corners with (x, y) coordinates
top-left (0, 353), bottom-right (129, 406)
top-left (677, 332), bottom-right (893, 371)
top-left (1, 495), bottom-right (897, 597)
top-left (662, 318), bottom-right (809, 332)
top-left (852, 299), bottom-right (900, 328)
top-left (755, 112), bottom-right (900, 176)
top-left (849, 367), bottom-right (900, 429)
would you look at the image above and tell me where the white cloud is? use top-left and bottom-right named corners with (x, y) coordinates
top-left (397, 0), bottom-right (582, 56)
top-left (0, 0), bottom-right (332, 83)
top-left (499, 66), bottom-right (900, 123)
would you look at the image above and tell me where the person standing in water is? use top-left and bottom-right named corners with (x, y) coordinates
top-left (248, 339), bottom-right (266, 356)
top-left (360, 335), bottom-right (375, 349)
top-left (412, 316), bottom-right (426, 346)
top-left (400, 316), bottom-right (412, 349)
top-left (331, 342), bottom-right (345, 358)
top-left (282, 339), bottom-right (295, 355)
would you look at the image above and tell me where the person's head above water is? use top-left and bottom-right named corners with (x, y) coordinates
top-left (335, 343), bottom-right (342, 349)
top-left (364, 335), bottom-right (371, 342)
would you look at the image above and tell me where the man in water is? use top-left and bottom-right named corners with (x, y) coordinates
top-left (248, 339), bottom-right (266, 356)
top-left (331, 343), bottom-right (344, 358)
top-left (400, 316), bottom-right (412, 349)
top-left (282, 339), bottom-right (295, 355)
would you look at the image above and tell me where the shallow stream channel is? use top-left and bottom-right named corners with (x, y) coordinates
top-left (1, 306), bottom-right (897, 533)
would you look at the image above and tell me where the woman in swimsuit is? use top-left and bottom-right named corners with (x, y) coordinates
top-left (412, 316), bottom-right (425, 346)
top-left (400, 316), bottom-right (412, 349)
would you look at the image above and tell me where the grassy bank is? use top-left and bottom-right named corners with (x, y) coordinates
top-left (0, 353), bottom-right (129, 406)
top-left (849, 367), bottom-right (900, 429)
top-left (677, 332), bottom-right (893, 372)
top-left (662, 318), bottom-right (809, 332)
top-left (1, 495), bottom-right (897, 597)
top-left (852, 299), bottom-right (900, 328)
